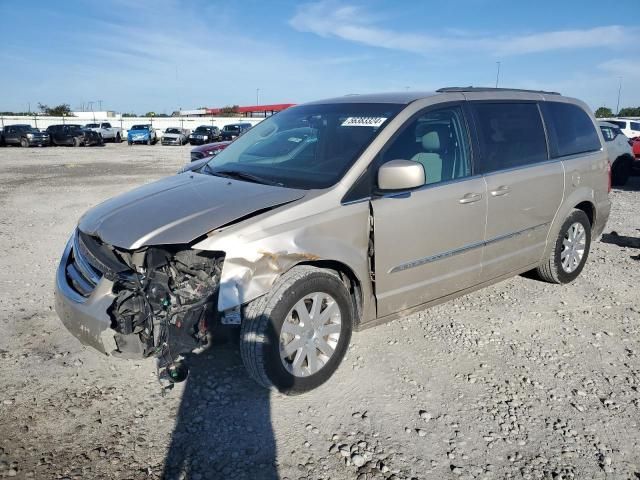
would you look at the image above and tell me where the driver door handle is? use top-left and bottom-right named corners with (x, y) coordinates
top-left (459, 192), bottom-right (483, 204)
top-left (490, 185), bottom-right (511, 197)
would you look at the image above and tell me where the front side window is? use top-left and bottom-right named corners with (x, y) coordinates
top-left (203, 103), bottom-right (401, 189)
top-left (471, 102), bottom-right (547, 173)
top-left (630, 121), bottom-right (640, 131)
top-left (380, 105), bottom-right (472, 185)
top-left (542, 102), bottom-right (601, 157)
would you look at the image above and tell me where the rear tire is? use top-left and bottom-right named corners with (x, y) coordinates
top-left (535, 209), bottom-right (591, 284)
top-left (240, 266), bottom-right (353, 394)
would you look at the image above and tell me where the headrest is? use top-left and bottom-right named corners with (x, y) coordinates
top-left (422, 131), bottom-right (440, 151)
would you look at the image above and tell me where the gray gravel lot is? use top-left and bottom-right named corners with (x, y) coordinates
top-left (0, 143), bottom-right (639, 480)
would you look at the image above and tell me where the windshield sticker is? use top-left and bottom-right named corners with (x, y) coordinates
top-left (341, 117), bottom-right (387, 127)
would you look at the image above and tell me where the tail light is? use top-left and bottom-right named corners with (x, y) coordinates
top-left (607, 160), bottom-right (612, 193)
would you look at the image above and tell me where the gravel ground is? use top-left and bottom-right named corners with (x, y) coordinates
top-left (0, 143), bottom-right (639, 480)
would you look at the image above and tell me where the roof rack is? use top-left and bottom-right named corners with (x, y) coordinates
top-left (436, 86), bottom-right (561, 95)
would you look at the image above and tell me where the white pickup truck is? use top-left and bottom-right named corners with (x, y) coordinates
top-left (84, 122), bottom-right (124, 143)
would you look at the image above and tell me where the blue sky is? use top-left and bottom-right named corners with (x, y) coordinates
top-left (1, 0), bottom-right (639, 113)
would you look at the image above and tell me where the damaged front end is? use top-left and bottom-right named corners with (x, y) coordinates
top-left (55, 229), bottom-right (225, 386)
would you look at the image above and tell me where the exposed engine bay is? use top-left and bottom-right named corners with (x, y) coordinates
top-left (73, 230), bottom-right (225, 387)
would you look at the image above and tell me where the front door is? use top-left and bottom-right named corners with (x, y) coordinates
top-left (372, 104), bottom-right (488, 317)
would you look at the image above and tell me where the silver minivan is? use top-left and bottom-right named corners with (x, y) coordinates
top-left (55, 88), bottom-right (611, 393)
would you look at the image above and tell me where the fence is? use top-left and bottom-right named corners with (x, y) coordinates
top-left (0, 115), bottom-right (264, 137)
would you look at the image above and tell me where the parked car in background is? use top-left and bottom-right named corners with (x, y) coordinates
top-left (162, 127), bottom-right (189, 146)
top-left (127, 125), bottom-right (157, 145)
top-left (600, 118), bottom-right (640, 138)
top-left (190, 140), bottom-right (231, 161)
top-left (47, 124), bottom-right (103, 146)
top-left (598, 121), bottom-right (634, 186)
top-left (55, 88), bottom-right (610, 394)
top-left (0, 124), bottom-right (49, 147)
top-left (84, 122), bottom-right (123, 143)
top-left (188, 126), bottom-right (220, 145)
top-left (220, 122), bottom-right (252, 141)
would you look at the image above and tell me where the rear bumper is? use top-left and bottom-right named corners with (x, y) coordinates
top-left (594, 198), bottom-right (611, 238)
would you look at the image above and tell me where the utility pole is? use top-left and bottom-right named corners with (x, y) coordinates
top-left (97, 100), bottom-right (103, 111)
top-left (616, 77), bottom-right (622, 115)
top-left (495, 62), bottom-right (501, 88)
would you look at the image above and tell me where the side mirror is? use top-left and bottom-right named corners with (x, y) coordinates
top-left (377, 159), bottom-right (425, 191)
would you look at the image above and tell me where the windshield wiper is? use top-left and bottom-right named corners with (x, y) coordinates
top-left (207, 168), bottom-right (283, 187)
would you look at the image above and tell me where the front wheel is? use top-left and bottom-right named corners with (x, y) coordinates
top-left (115, 133), bottom-right (121, 143)
top-left (72, 137), bottom-right (80, 147)
top-left (20, 138), bottom-right (29, 148)
top-left (240, 266), bottom-right (353, 394)
top-left (535, 209), bottom-right (591, 284)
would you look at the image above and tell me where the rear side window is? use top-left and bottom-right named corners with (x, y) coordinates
top-left (542, 102), bottom-right (601, 157)
top-left (631, 121), bottom-right (640, 131)
top-left (607, 120), bottom-right (626, 129)
top-left (470, 102), bottom-right (548, 173)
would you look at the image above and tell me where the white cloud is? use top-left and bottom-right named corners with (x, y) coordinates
top-left (290, 1), bottom-right (634, 57)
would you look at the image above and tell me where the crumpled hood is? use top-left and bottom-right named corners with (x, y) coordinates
top-left (78, 173), bottom-right (305, 249)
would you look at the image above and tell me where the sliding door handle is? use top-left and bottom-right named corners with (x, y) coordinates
top-left (459, 192), bottom-right (483, 204)
top-left (490, 185), bottom-right (511, 197)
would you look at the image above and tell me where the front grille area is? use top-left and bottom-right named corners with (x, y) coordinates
top-left (66, 231), bottom-right (103, 297)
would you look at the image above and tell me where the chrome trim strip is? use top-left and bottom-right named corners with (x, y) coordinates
top-left (389, 222), bottom-right (549, 274)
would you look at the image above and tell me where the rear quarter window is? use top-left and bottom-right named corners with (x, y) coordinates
top-left (542, 102), bottom-right (601, 157)
top-left (470, 102), bottom-right (548, 174)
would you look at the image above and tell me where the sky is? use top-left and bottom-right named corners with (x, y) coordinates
top-left (1, 0), bottom-right (639, 114)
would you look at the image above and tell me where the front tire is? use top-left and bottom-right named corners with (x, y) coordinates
top-left (72, 137), bottom-right (80, 147)
top-left (20, 138), bottom-right (29, 148)
top-left (115, 133), bottom-right (121, 143)
top-left (536, 209), bottom-right (591, 284)
top-left (240, 266), bottom-right (353, 394)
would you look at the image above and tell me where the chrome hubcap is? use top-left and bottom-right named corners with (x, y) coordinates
top-left (561, 222), bottom-right (586, 273)
top-left (279, 292), bottom-right (342, 377)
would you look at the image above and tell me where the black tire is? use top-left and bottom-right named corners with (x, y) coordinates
top-left (128, 141), bottom-right (132, 146)
top-left (611, 155), bottom-right (632, 187)
top-left (72, 137), bottom-right (80, 147)
top-left (146, 137), bottom-right (152, 146)
top-left (240, 265), bottom-right (353, 394)
top-left (535, 209), bottom-right (591, 284)
top-left (115, 133), bottom-right (121, 143)
top-left (20, 138), bottom-right (29, 148)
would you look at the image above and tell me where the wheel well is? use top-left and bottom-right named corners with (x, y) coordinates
top-left (575, 201), bottom-right (594, 227)
top-left (296, 260), bottom-right (364, 325)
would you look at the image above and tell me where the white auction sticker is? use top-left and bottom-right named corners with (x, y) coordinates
top-left (341, 117), bottom-right (387, 127)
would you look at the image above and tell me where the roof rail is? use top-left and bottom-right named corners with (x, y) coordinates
top-left (436, 86), bottom-right (561, 95)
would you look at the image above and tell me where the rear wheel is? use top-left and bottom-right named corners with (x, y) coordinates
top-left (240, 266), bottom-right (353, 394)
top-left (535, 209), bottom-right (591, 284)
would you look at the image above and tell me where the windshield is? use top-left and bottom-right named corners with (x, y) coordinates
top-left (85, 123), bottom-right (99, 128)
top-left (223, 125), bottom-right (240, 131)
top-left (166, 128), bottom-right (181, 134)
top-left (194, 127), bottom-right (209, 133)
top-left (131, 125), bottom-right (149, 131)
top-left (203, 103), bottom-right (401, 189)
